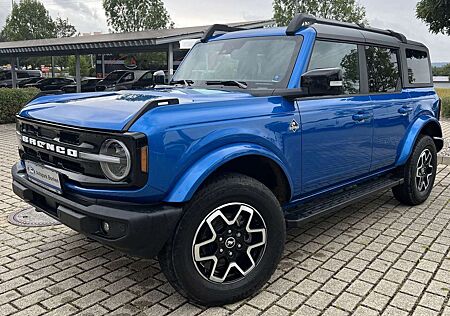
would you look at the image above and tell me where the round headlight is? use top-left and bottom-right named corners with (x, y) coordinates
top-left (100, 139), bottom-right (131, 182)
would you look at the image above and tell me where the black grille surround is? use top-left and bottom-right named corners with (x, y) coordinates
top-left (16, 117), bottom-right (148, 189)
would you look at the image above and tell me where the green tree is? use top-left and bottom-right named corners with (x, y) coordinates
top-left (103, 0), bottom-right (174, 32)
top-left (54, 17), bottom-right (78, 38)
top-left (417, 0), bottom-right (450, 36)
top-left (273, 0), bottom-right (367, 26)
top-left (1, 0), bottom-right (56, 41)
top-left (1, 0), bottom-right (77, 41)
top-left (433, 64), bottom-right (450, 77)
top-left (67, 56), bottom-right (94, 77)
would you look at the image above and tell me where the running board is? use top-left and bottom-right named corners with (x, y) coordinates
top-left (284, 176), bottom-right (404, 227)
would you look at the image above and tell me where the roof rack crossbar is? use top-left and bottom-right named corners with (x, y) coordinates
top-left (286, 13), bottom-right (408, 43)
top-left (201, 24), bottom-right (245, 43)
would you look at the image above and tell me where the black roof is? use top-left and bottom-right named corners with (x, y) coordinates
top-left (313, 24), bottom-right (426, 49)
top-left (287, 13), bottom-right (427, 50)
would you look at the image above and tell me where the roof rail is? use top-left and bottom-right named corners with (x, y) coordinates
top-left (201, 24), bottom-right (245, 43)
top-left (286, 13), bottom-right (408, 44)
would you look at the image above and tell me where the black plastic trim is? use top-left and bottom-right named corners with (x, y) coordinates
top-left (286, 13), bottom-right (408, 44)
top-left (122, 98), bottom-right (179, 132)
top-left (12, 163), bottom-right (183, 258)
top-left (16, 118), bottom-right (148, 189)
top-left (201, 24), bottom-right (245, 43)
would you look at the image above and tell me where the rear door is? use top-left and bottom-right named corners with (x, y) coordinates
top-left (366, 46), bottom-right (412, 170)
top-left (299, 40), bottom-right (374, 193)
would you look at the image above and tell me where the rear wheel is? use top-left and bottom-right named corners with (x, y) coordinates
top-left (392, 135), bottom-right (437, 205)
top-left (158, 173), bottom-right (285, 306)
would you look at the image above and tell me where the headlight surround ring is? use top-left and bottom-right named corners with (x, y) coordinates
top-left (100, 139), bottom-right (131, 182)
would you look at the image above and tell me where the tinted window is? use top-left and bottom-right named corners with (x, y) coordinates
top-left (406, 49), bottom-right (431, 84)
top-left (366, 46), bottom-right (401, 93)
top-left (308, 41), bottom-right (360, 94)
top-left (141, 72), bottom-right (153, 80)
top-left (17, 72), bottom-right (29, 79)
top-left (121, 73), bottom-right (134, 82)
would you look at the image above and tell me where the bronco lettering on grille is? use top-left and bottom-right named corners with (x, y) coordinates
top-left (21, 135), bottom-right (78, 158)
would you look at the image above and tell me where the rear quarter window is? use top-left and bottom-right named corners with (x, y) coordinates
top-left (406, 49), bottom-right (432, 85)
top-left (366, 46), bottom-right (401, 93)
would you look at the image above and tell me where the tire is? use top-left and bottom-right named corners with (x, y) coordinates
top-left (392, 135), bottom-right (437, 205)
top-left (158, 173), bottom-right (286, 306)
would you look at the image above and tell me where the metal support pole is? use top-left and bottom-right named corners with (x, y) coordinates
top-left (101, 54), bottom-right (106, 78)
top-left (75, 54), bottom-right (81, 93)
top-left (51, 56), bottom-right (55, 78)
top-left (167, 43), bottom-right (174, 82)
top-left (11, 58), bottom-right (17, 89)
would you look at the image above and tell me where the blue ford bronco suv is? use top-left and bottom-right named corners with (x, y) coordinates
top-left (12, 14), bottom-right (443, 305)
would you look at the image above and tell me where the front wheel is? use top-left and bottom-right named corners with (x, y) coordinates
top-left (392, 135), bottom-right (437, 205)
top-left (158, 173), bottom-right (286, 306)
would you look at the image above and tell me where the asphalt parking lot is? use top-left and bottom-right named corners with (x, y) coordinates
top-left (0, 122), bottom-right (449, 316)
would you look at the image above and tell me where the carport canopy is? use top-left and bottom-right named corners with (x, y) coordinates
top-left (0, 20), bottom-right (273, 92)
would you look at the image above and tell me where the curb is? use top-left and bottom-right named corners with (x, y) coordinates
top-left (437, 155), bottom-right (450, 166)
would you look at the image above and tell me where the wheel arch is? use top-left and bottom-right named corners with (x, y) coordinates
top-left (164, 143), bottom-right (293, 204)
top-left (396, 115), bottom-right (443, 167)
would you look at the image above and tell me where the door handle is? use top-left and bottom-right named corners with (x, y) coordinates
top-left (352, 113), bottom-right (372, 122)
top-left (398, 106), bottom-right (413, 115)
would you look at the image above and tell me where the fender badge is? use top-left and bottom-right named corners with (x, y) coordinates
top-left (289, 119), bottom-right (299, 133)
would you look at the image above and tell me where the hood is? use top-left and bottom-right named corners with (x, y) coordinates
top-left (18, 88), bottom-right (253, 131)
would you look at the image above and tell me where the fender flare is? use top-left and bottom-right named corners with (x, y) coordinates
top-left (164, 143), bottom-right (294, 203)
top-left (396, 115), bottom-right (442, 167)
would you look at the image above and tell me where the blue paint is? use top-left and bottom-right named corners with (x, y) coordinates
top-left (16, 24), bottom-right (442, 208)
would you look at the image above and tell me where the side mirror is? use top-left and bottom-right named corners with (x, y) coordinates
top-left (301, 68), bottom-right (343, 97)
top-left (153, 70), bottom-right (166, 85)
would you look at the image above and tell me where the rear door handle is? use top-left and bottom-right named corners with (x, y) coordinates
top-left (352, 113), bottom-right (372, 122)
top-left (398, 106), bottom-right (413, 115)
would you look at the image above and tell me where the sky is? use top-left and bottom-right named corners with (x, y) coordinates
top-left (0, 0), bottom-right (449, 62)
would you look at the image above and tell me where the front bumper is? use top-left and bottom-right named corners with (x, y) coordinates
top-left (12, 162), bottom-right (182, 258)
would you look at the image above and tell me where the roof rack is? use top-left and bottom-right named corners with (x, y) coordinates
top-left (201, 24), bottom-right (245, 43)
top-left (286, 13), bottom-right (407, 43)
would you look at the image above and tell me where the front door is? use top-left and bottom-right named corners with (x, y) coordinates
top-left (299, 40), bottom-right (373, 193)
top-left (300, 97), bottom-right (373, 193)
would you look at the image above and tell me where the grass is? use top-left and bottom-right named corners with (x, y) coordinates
top-left (436, 88), bottom-right (450, 118)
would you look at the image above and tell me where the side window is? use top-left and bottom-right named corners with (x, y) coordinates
top-left (139, 72), bottom-right (153, 82)
top-left (406, 49), bottom-right (431, 85)
top-left (365, 46), bottom-right (401, 93)
top-left (17, 72), bottom-right (29, 79)
top-left (121, 73), bottom-right (134, 82)
top-left (308, 41), bottom-right (360, 95)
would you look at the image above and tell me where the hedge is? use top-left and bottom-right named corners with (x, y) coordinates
top-left (436, 88), bottom-right (450, 119)
top-left (0, 88), bottom-right (40, 124)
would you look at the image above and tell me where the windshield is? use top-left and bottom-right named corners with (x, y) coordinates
top-left (103, 71), bottom-right (127, 82)
top-left (173, 36), bottom-right (302, 89)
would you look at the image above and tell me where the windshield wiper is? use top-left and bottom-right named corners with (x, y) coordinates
top-left (205, 80), bottom-right (248, 89)
top-left (170, 79), bottom-right (194, 86)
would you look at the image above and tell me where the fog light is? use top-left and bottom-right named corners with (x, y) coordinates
top-left (102, 221), bottom-right (110, 234)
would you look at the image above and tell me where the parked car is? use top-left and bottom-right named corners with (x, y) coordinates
top-left (0, 70), bottom-right (42, 88)
top-left (24, 77), bottom-right (76, 91)
top-left (95, 70), bottom-right (154, 91)
top-left (12, 14), bottom-right (442, 306)
top-left (61, 78), bottom-right (103, 93)
top-left (17, 77), bottom-right (45, 88)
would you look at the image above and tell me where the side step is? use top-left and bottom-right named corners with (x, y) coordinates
top-left (284, 176), bottom-right (404, 227)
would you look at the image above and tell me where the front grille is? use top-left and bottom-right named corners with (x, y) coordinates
top-left (19, 120), bottom-right (102, 177)
top-left (17, 118), bottom-right (148, 189)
